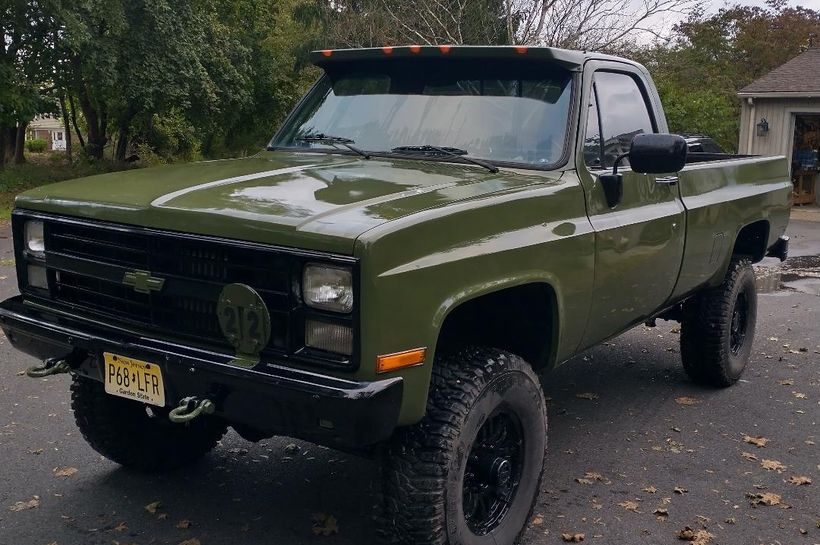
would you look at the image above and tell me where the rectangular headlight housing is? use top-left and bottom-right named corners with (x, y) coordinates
top-left (302, 264), bottom-right (353, 313)
top-left (305, 319), bottom-right (353, 355)
top-left (25, 220), bottom-right (45, 258)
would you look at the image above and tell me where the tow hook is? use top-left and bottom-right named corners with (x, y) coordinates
top-left (168, 396), bottom-right (215, 424)
top-left (26, 357), bottom-right (72, 378)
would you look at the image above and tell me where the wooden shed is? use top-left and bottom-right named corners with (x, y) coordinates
top-left (738, 47), bottom-right (820, 205)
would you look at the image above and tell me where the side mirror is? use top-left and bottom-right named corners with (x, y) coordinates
top-left (597, 133), bottom-right (687, 209)
top-left (629, 133), bottom-right (687, 174)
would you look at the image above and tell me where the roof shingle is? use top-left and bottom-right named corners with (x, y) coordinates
top-left (739, 48), bottom-right (820, 95)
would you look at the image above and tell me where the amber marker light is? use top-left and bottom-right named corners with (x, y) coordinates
top-left (377, 348), bottom-right (427, 373)
top-left (321, 50), bottom-right (333, 57)
top-left (439, 45), bottom-right (452, 54)
top-left (515, 46), bottom-right (528, 54)
top-left (382, 46), bottom-right (394, 55)
top-left (409, 45), bottom-right (421, 53)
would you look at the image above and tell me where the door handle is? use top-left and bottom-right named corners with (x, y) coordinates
top-left (655, 176), bottom-right (678, 186)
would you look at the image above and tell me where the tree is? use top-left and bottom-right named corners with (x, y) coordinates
top-left (637, 1), bottom-right (820, 150)
top-left (299, 0), bottom-right (697, 50)
top-left (1, 0), bottom-right (61, 166)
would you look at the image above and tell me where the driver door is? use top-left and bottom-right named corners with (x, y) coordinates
top-left (578, 68), bottom-right (686, 348)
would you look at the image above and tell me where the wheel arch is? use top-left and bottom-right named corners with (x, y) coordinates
top-left (731, 219), bottom-right (770, 263)
top-left (433, 280), bottom-right (560, 372)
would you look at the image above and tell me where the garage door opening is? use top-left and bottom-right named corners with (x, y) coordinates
top-left (792, 114), bottom-right (820, 205)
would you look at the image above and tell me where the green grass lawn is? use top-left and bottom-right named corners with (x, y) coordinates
top-left (0, 154), bottom-right (131, 220)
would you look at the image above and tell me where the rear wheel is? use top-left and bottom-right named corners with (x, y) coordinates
top-left (71, 376), bottom-right (227, 472)
top-left (680, 258), bottom-right (757, 387)
top-left (378, 347), bottom-right (547, 545)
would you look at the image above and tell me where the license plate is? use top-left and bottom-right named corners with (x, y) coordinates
top-left (103, 352), bottom-right (166, 407)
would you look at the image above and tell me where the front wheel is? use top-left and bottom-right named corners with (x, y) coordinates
top-left (680, 258), bottom-right (757, 387)
top-left (71, 376), bottom-right (228, 472)
top-left (379, 347), bottom-right (547, 545)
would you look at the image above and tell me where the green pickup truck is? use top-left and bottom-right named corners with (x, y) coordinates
top-left (1, 46), bottom-right (791, 545)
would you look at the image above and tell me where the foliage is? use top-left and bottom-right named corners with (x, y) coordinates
top-left (24, 139), bottom-right (48, 153)
top-left (297, 0), bottom-right (697, 49)
top-left (0, 155), bottom-right (131, 217)
top-left (638, 1), bottom-right (820, 151)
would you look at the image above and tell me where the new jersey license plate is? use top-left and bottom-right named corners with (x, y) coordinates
top-left (103, 352), bottom-right (166, 407)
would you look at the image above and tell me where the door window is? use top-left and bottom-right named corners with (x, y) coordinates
top-left (593, 72), bottom-right (655, 169)
top-left (583, 86), bottom-right (604, 169)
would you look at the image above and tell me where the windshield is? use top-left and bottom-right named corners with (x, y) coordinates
top-left (271, 60), bottom-right (574, 167)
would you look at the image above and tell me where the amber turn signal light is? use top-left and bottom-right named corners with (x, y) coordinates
top-left (376, 348), bottom-right (427, 373)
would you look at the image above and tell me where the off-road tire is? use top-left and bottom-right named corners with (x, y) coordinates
top-left (70, 375), bottom-right (227, 472)
top-left (378, 347), bottom-right (547, 545)
top-left (680, 258), bottom-right (757, 387)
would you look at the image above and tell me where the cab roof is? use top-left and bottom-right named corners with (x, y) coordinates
top-left (310, 45), bottom-right (635, 71)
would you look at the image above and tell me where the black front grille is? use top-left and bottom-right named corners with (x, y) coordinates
top-left (42, 219), bottom-right (295, 353)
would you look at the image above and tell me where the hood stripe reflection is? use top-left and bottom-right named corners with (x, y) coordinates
top-left (150, 164), bottom-right (319, 207)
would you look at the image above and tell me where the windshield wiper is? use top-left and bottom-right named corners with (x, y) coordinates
top-left (295, 134), bottom-right (371, 159)
top-left (390, 145), bottom-right (499, 173)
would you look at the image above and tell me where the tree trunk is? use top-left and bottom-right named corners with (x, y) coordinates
top-left (77, 87), bottom-right (106, 159)
top-left (114, 108), bottom-right (136, 162)
top-left (67, 94), bottom-right (86, 150)
top-left (59, 94), bottom-right (73, 162)
top-left (0, 126), bottom-right (9, 168)
top-left (14, 124), bottom-right (26, 164)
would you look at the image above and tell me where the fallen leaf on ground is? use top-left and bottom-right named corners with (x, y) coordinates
top-left (654, 507), bottom-right (669, 517)
top-left (9, 496), bottom-right (40, 512)
top-left (157, 513), bottom-right (169, 520)
top-left (743, 435), bottom-right (769, 447)
top-left (561, 533), bottom-right (585, 542)
top-left (114, 521), bottom-right (128, 532)
top-left (531, 514), bottom-right (544, 525)
top-left (787, 475), bottom-right (811, 486)
top-left (675, 397), bottom-right (698, 406)
top-left (311, 513), bottom-right (339, 536)
top-left (761, 459), bottom-right (787, 472)
top-left (53, 467), bottom-right (78, 478)
top-left (575, 478), bottom-right (593, 485)
top-left (778, 379), bottom-right (794, 386)
top-left (643, 486), bottom-right (658, 493)
top-left (673, 486), bottom-right (688, 494)
top-left (618, 500), bottom-right (640, 512)
top-left (677, 526), bottom-right (714, 544)
top-left (792, 392), bottom-right (807, 399)
top-left (741, 452), bottom-right (758, 461)
top-left (748, 492), bottom-right (781, 506)
top-left (176, 519), bottom-right (193, 529)
top-left (576, 392), bottom-right (598, 400)
top-left (144, 501), bottom-right (162, 514)
top-left (178, 539), bottom-right (201, 545)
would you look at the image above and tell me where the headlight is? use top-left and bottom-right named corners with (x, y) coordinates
top-left (305, 319), bottom-right (353, 355)
top-left (25, 220), bottom-right (45, 258)
top-left (302, 264), bottom-right (353, 313)
top-left (27, 264), bottom-right (48, 289)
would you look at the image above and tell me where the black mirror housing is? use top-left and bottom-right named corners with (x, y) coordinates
top-left (629, 134), bottom-right (687, 174)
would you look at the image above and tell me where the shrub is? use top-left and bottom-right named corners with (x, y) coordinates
top-left (25, 139), bottom-right (48, 153)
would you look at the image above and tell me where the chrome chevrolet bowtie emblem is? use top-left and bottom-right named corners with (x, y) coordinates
top-left (123, 270), bottom-right (165, 294)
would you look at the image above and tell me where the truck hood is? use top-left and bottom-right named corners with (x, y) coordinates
top-left (16, 151), bottom-right (559, 254)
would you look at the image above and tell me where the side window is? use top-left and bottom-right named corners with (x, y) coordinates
top-left (583, 85), bottom-right (603, 169)
top-left (594, 72), bottom-right (655, 169)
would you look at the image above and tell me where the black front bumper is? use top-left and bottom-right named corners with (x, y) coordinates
top-left (0, 296), bottom-right (402, 448)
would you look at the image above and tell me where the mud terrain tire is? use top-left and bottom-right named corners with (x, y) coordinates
top-left (680, 258), bottom-right (757, 387)
top-left (379, 347), bottom-right (547, 545)
top-left (71, 375), bottom-right (227, 472)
